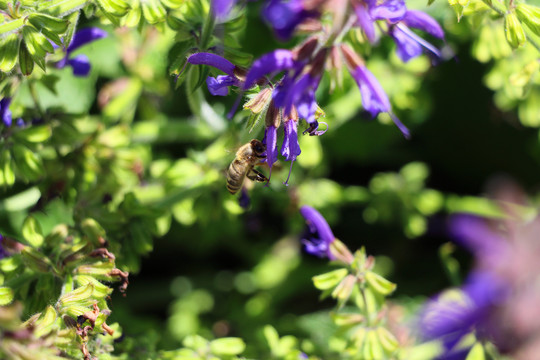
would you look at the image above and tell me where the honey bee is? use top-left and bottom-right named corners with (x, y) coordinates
top-left (226, 139), bottom-right (269, 194)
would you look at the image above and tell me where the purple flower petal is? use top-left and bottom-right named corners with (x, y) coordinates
top-left (15, 118), bottom-right (25, 128)
top-left (300, 206), bottom-right (336, 258)
top-left (212, 0), bottom-right (236, 20)
top-left (68, 54), bottom-right (91, 76)
top-left (263, 0), bottom-right (315, 40)
top-left (206, 75), bottom-right (236, 96)
top-left (274, 73), bottom-right (320, 123)
top-left (355, 2), bottom-right (377, 43)
top-left (262, 125), bottom-right (278, 170)
top-left (188, 52), bottom-right (236, 76)
top-left (403, 10), bottom-right (444, 39)
top-left (281, 119), bottom-right (301, 162)
top-left (0, 98), bottom-right (13, 127)
top-left (350, 65), bottom-right (391, 116)
top-left (369, 0), bottom-right (407, 22)
top-left (244, 50), bottom-right (295, 89)
top-left (449, 214), bottom-right (508, 258)
top-left (391, 24), bottom-right (441, 62)
top-left (67, 27), bottom-right (107, 53)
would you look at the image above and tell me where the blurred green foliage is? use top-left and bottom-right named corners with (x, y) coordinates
top-left (0, 0), bottom-right (539, 359)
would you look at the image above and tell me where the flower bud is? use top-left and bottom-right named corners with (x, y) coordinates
top-left (516, 3), bottom-right (540, 37)
top-left (244, 87), bottom-right (273, 114)
top-left (340, 43), bottom-right (365, 70)
top-left (265, 101), bottom-right (281, 128)
top-left (293, 36), bottom-right (320, 62)
top-left (505, 12), bottom-right (526, 49)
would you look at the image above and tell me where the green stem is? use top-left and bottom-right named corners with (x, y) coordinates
top-left (523, 27), bottom-right (540, 53)
top-left (200, 4), bottom-right (216, 50)
top-left (28, 81), bottom-right (45, 120)
top-left (481, 0), bottom-right (506, 16)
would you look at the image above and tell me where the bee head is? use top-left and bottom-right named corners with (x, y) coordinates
top-left (250, 139), bottom-right (266, 155)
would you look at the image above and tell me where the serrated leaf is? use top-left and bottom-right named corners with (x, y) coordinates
top-left (22, 216), bottom-right (44, 248)
top-left (0, 34), bottom-right (20, 73)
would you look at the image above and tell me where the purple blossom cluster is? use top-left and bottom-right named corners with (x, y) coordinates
top-left (420, 206), bottom-right (540, 359)
top-left (189, 0), bottom-right (443, 189)
top-left (56, 27), bottom-right (107, 77)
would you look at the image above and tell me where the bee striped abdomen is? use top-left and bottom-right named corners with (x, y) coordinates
top-left (227, 160), bottom-right (249, 194)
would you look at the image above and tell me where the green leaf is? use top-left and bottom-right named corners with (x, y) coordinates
top-left (22, 216), bottom-right (44, 248)
top-left (38, 0), bottom-right (89, 17)
top-left (14, 125), bottom-right (52, 143)
top-left (0, 34), bottom-right (20, 73)
top-left (1, 150), bottom-right (15, 187)
top-left (0, 18), bottom-right (25, 36)
top-left (22, 25), bottom-right (54, 70)
top-left (21, 247), bottom-right (55, 273)
top-left (210, 337), bottom-right (246, 356)
top-left (28, 13), bottom-right (70, 46)
top-left (0, 286), bottom-right (14, 306)
top-left (365, 271), bottom-right (396, 296)
top-left (12, 144), bottom-right (44, 181)
top-left (263, 325), bottom-right (280, 352)
top-left (18, 41), bottom-right (34, 76)
top-left (312, 268), bottom-right (348, 290)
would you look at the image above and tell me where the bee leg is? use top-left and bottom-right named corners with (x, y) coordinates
top-left (246, 168), bottom-right (268, 183)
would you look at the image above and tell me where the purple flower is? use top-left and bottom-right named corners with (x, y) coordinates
top-left (281, 117), bottom-right (301, 185)
top-left (188, 52), bottom-right (242, 96)
top-left (368, 0), bottom-right (407, 22)
top-left (420, 271), bottom-right (506, 359)
top-left (448, 214), bottom-right (509, 269)
top-left (239, 187), bottom-right (251, 209)
top-left (206, 75), bottom-right (237, 96)
top-left (262, 124), bottom-right (278, 180)
top-left (350, 63), bottom-right (410, 138)
top-left (212, 0), bottom-right (236, 20)
top-left (390, 23), bottom-right (441, 62)
top-left (403, 10), bottom-right (445, 39)
top-left (243, 49), bottom-right (296, 90)
top-left (262, 0), bottom-right (317, 40)
top-left (56, 27), bottom-right (107, 77)
top-left (0, 234), bottom-right (7, 260)
top-left (275, 73), bottom-right (320, 125)
top-left (0, 97), bottom-right (13, 127)
top-left (355, 1), bottom-right (377, 43)
top-left (300, 206), bottom-right (336, 259)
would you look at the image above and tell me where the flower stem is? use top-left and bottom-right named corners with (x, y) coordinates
top-left (28, 81), bottom-right (45, 120)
